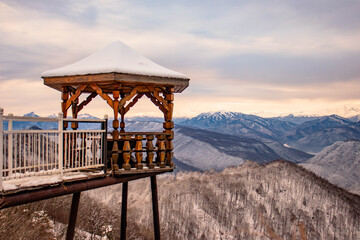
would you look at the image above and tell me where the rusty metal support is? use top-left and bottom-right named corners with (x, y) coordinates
top-left (151, 175), bottom-right (161, 240)
top-left (120, 182), bottom-right (128, 240)
top-left (0, 173), bottom-right (163, 209)
top-left (66, 192), bottom-right (81, 240)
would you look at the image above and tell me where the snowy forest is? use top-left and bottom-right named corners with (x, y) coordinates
top-left (1, 160), bottom-right (359, 239)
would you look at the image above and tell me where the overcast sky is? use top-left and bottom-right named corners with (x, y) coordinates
top-left (1, 0), bottom-right (360, 117)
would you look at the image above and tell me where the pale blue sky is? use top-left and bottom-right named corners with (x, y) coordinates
top-left (1, 0), bottom-right (360, 117)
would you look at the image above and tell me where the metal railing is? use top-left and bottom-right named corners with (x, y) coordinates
top-left (0, 108), bottom-right (107, 191)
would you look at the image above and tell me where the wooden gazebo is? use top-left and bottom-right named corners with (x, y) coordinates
top-left (41, 41), bottom-right (189, 239)
top-left (42, 41), bottom-right (189, 172)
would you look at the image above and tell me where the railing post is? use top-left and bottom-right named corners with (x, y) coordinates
top-left (102, 115), bottom-right (108, 173)
top-left (8, 113), bottom-right (13, 178)
top-left (58, 113), bottom-right (64, 177)
top-left (0, 108), bottom-right (3, 191)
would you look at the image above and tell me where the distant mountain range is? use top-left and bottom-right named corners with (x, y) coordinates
top-left (179, 111), bottom-right (360, 154)
top-left (302, 140), bottom-right (360, 195)
top-left (4, 110), bottom-right (360, 172)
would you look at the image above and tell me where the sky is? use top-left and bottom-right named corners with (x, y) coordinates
top-left (1, 0), bottom-right (360, 118)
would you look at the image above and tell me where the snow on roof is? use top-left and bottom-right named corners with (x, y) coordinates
top-left (41, 41), bottom-right (189, 80)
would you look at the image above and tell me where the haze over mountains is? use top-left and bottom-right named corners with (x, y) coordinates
top-left (8, 110), bottom-right (360, 170)
top-left (3, 110), bottom-right (360, 238)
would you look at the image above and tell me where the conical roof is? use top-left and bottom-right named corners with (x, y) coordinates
top-left (42, 41), bottom-right (189, 93)
top-left (42, 41), bottom-right (189, 79)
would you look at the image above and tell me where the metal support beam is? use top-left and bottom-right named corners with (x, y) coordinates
top-left (66, 192), bottom-right (81, 240)
top-left (120, 182), bottom-right (128, 240)
top-left (1, 173), bottom-right (167, 209)
top-left (151, 176), bottom-right (161, 240)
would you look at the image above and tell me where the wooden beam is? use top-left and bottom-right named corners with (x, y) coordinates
top-left (124, 93), bottom-right (144, 114)
top-left (118, 86), bottom-right (142, 109)
top-left (89, 83), bottom-right (114, 108)
top-left (147, 86), bottom-right (169, 111)
top-left (145, 93), bottom-right (166, 114)
top-left (64, 85), bottom-right (87, 111)
top-left (78, 92), bottom-right (97, 112)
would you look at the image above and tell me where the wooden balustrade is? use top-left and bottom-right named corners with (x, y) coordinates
top-left (109, 132), bottom-right (173, 171)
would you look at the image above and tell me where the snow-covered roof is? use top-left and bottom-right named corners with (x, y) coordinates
top-left (41, 41), bottom-right (189, 80)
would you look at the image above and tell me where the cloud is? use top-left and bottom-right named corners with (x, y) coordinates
top-left (1, 0), bottom-right (360, 116)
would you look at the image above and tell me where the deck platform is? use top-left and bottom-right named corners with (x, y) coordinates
top-left (1, 167), bottom-right (173, 197)
top-left (0, 167), bottom-right (173, 209)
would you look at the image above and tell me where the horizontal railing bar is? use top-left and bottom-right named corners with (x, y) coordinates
top-left (64, 130), bottom-right (105, 133)
top-left (3, 164), bottom-right (58, 171)
top-left (62, 164), bottom-right (105, 172)
top-left (63, 119), bottom-right (106, 123)
top-left (3, 116), bottom-right (59, 122)
top-left (107, 132), bottom-right (171, 136)
top-left (4, 130), bottom-right (59, 134)
top-left (4, 116), bottom-right (107, 123)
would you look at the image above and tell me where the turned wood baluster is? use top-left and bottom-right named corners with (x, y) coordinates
top-left (135, 135), bottom-right (143, 169)
top-left (146, 135), bottom-right (155, 169)
top-left (165, 133), bottom-right (174, 168)
top-left (122, 134), bottom-right (131, 170)
top-left (156, 135), bottom-right (166, 168)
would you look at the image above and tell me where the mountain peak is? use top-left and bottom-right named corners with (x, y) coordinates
top-left (23, 112), bottom-right (39, 118)
top-left (77, 113), bottom-right (99, 119)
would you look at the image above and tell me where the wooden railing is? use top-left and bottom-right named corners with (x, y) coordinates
top-left (109, 132), bottom-right (174, 171)
top-left (0, 108), bottom-right (107, 191)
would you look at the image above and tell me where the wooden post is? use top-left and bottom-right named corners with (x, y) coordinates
top-left (61, 87), bottom-right (69, 129)
top-left (121, 181), bottom-right (128, 240)
top-left (164, 88), bottom-right (174, 167)
top-left (66, 192), bottom-right (81, 240)
top-left (120, 106), bottom-right (125, 133)
top-left (112, 90), bottom-right (120, 171)
top-left (151, 176), bottom-right (161, 240)
top-left (71, 96), bottom-right (79, 130)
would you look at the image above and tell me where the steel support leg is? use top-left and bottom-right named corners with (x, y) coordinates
top-left (151, 176), bottom-right (161, 240)
top-left (66, 192), bottom-right (81, 240)
top-left (121, 181), bottom-right (128, 240)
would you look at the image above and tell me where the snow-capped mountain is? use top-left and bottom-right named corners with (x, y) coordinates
top-left (77, 113), bottom-right (99, 119)
top-left (180, 111), bottom-right (296, 141)
top-left (23, 112), bottom-right (40, 118)
top-left (270, 114), bottom-right (321, 124)
top-left (120, 120), bottom-right (312, 171)
top-left (302, 140), bottom-right (360, 194)
top-left (173, 126), bottom-right (278, 171)
top-left (283, 115), bottom-right (360, 153)
top-left (349, 114), bottom-right (360, 122)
